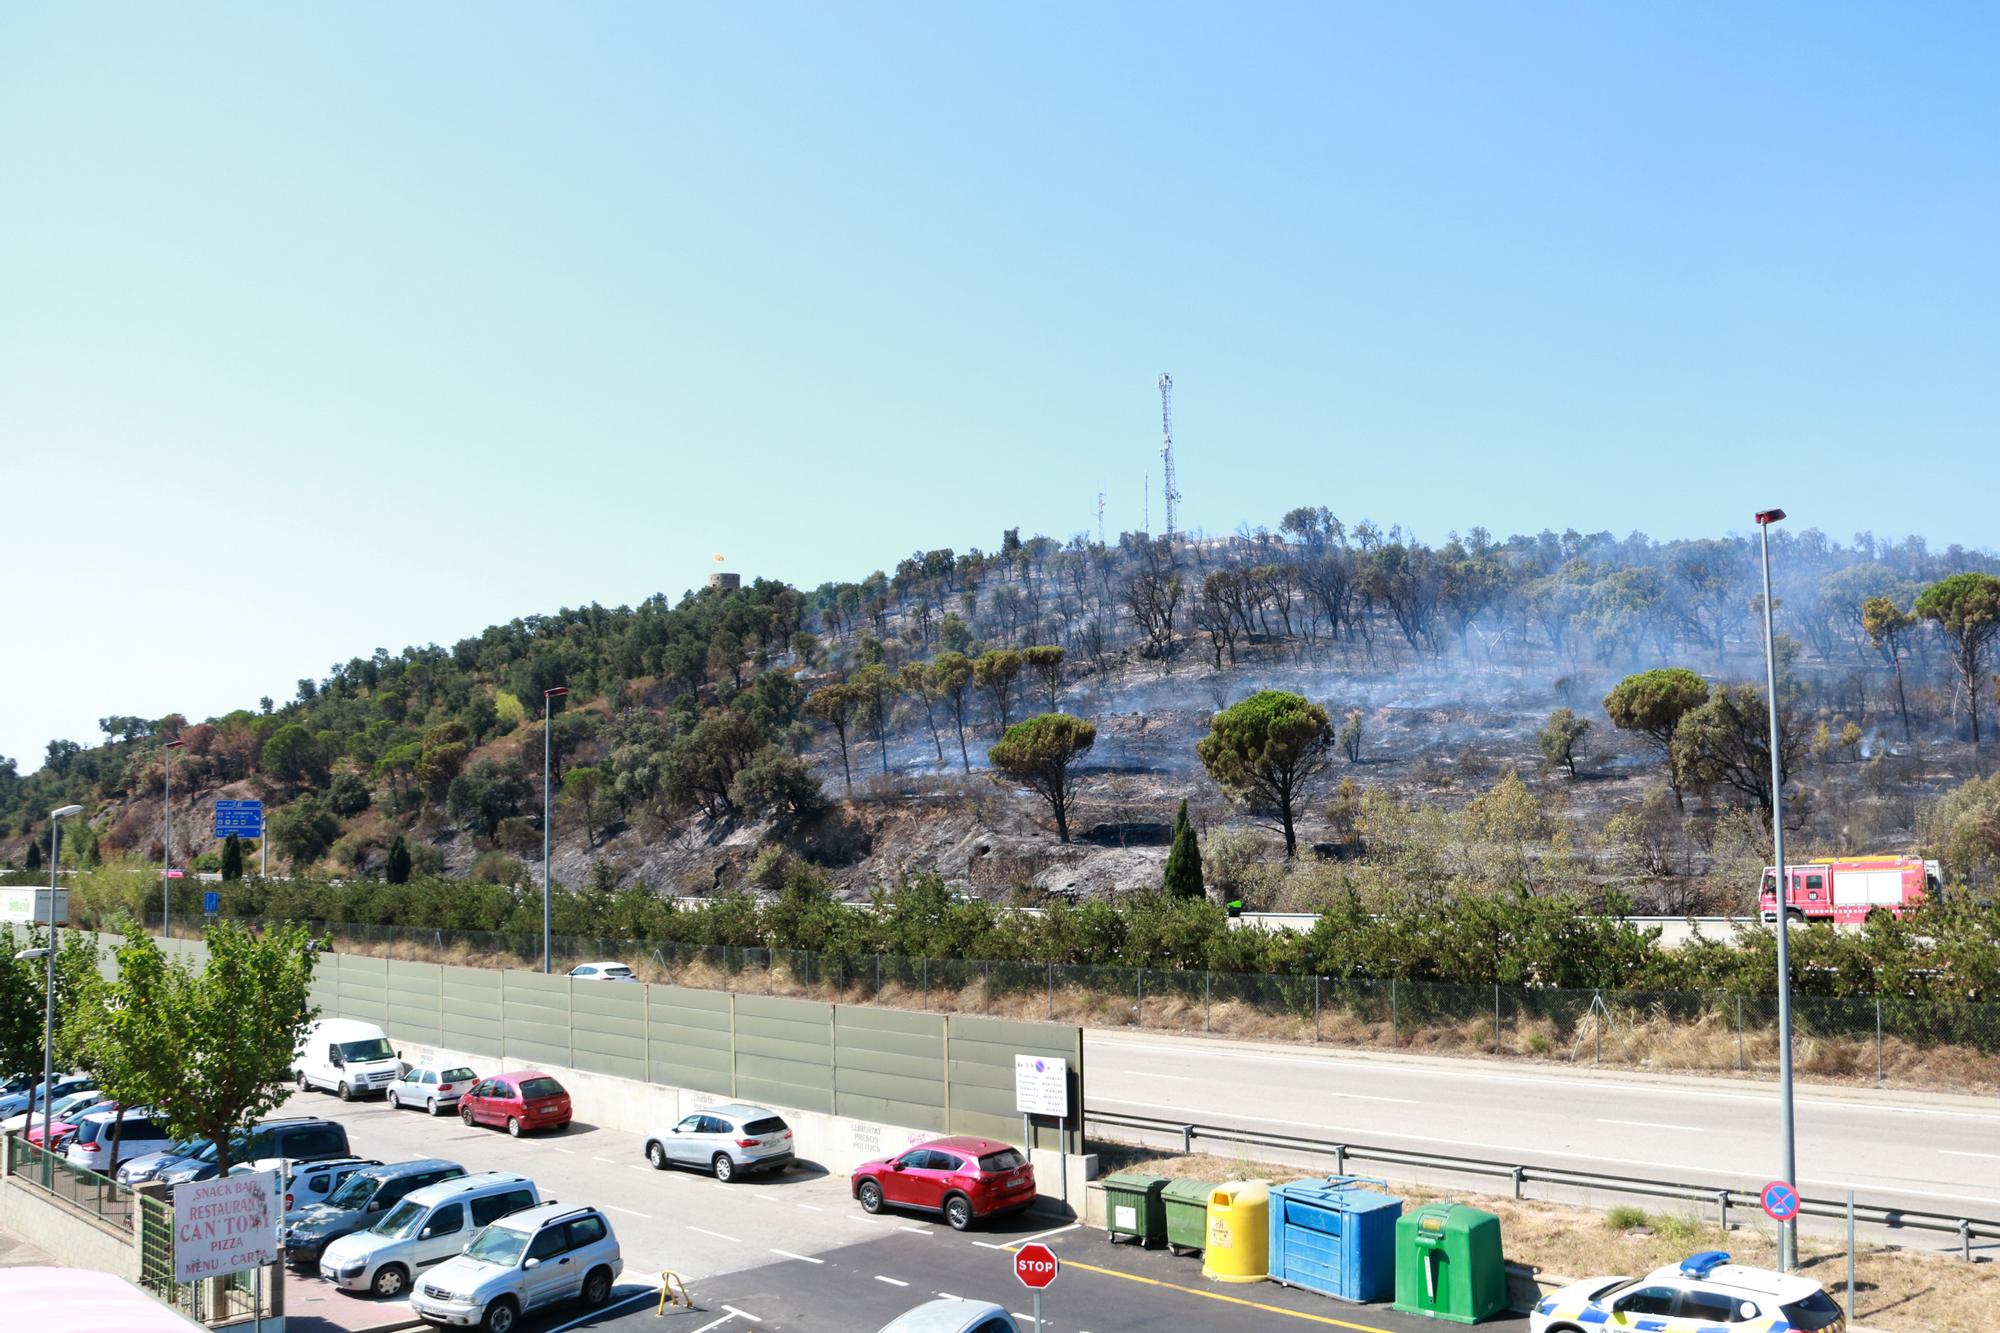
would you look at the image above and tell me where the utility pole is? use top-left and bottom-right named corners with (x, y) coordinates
top-left (542, 686), bottom-right (569, 974)
top-left (1142, 472), bottom-right (1149, 536)
top-left (1095, 492), bottom-right (1105, 545)
top-left (162, 737), bottom-right (186, 936)
top-left (1158, 373), bottom-right (1180, 544)
top-left (1756, 506), bottom-right (1798, 1272)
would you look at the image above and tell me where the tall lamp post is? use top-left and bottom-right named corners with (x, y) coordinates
top-left (542, 686), bottom-right (569, 975)
top-left (38, 803), bottom-right (83, 1170)
top-left (1755, 507), bottom-right (1798, 1271)
top-left (162, 736), bottom-right (186, 938)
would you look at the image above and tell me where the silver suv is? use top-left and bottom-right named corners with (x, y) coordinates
top-left (409, 1203), bottom-right (621, 1333)
top-left (642, 1103), bottom-right (794, 1181)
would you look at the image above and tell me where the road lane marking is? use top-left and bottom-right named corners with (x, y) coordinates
top-left (691, 1317), bottom-right (737, 1333)
top-left (874, 1275), bottom-right (910, 1287)
top-left (937, 1291), bottom-right (962, 1299)
top-left (687, 1225), bottom-right (742, 1242)
top-left (1016, 1222), bottom-right (1084, 1244)
top-left (1123, 1071), bottom-right (1191, 1080)
top-left (1012, 1314), bottom-right (1036, 1323)
top-left (1599, 1118), bottom-right (1701, 1132)
top-left (601, 1203), bottom-right (652, 1219)
top-left (592, 1155), bottom-right (620, 1164)
top-left (551, 1146), bottom-right (576, 1154)
top-left (771, 1248), bottom-right (823, 1263)
top-left (796, 1203), bottom-right (823, 1211)
top-left (723, 1306), bottom-right (765, 1322)
top-left (1941, 1150), bottom-right (2000, 1160)
top-left (545, 1290), bottom-right (657, 1333)
top-left (897, 1225), bottom-right (930, 1234)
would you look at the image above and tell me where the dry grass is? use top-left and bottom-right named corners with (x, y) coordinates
top-left (1089, 1142), bottom-right (1999, 1333)
top-left (323, 933), bottom-right (2000, 1095)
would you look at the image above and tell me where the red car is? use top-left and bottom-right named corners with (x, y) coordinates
top-left (850, 1136), bottom-right (1036, 1231)
top-left (458, 1071), bottom-right (571, 1137)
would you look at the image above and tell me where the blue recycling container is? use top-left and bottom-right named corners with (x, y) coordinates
top-left (1267, 1176), bottom-right (1404, 1303)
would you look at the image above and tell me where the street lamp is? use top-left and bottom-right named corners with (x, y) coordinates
top-left (41, 804), bottom-right (82, 1169)
top-left (162, 737), bottom-right (187, 939)
top-left (541, 686), bottom-right (569, 975)
top-left (1755, 506), bottom-right (1798, 1271)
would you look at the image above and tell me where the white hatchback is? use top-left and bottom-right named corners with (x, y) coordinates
top-left (388, 1064), bottom-right (480, 1116)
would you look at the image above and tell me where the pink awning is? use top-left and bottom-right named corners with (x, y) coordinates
top-left (0, 1266), bottom-right (204, 1332)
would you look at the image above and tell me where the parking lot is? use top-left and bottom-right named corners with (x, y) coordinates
top-left (277, 1086), bottom-right (1530, 1333)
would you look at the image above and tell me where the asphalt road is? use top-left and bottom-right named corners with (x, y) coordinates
top-left (1086, 1031), bottom-right (2000, 1239)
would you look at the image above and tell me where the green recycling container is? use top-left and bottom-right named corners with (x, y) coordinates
top-left (1392, 1202), bottom-right (1506, 1324)
top-left (1162, 1177), bottom-right (1216, 1255)
top-left (1101, 1172), bottom-right (1171, 1247)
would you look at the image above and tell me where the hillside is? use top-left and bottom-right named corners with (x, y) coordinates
top-left (6, 515), bottom-right (2000, 913)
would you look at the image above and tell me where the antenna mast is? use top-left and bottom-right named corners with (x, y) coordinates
top-left (1142, 472), bottom-right (1149, 535)
top-left (1096, 492), bottom-right (1105, 545)
top-left (1158, 373), bottom-right (1180, 543)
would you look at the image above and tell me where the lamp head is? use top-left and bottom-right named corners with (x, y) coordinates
top-left (1754, 508), bottom-right (1786, 526)
top-left (544, 686), bottom-right (569, 699)
top-left (50, 805), bottom-right (82, 819)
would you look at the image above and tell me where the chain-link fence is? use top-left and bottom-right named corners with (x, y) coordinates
top-left (5, 1133), bottom-right (136, 1232)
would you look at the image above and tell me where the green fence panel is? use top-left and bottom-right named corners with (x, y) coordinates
top-left (334, 953), bottom-right (389, 1027)
top-left (569, 980), bottom-right (648, 1081)
top-left (439, 965), bottom-right (505, 1057)
top-left (501, 971), bottom-right (571, 1069)
top-left (834, 1005), bottom-right (947, 1133)
top-left (945, 1013), bottom-right (1083, 1154)
top-left (647, 985), bottom-right (734, 1097)
top-left (734, 993), bottom-right (833, 1114)
top-left (384, 959), bottom-right (443, 1046)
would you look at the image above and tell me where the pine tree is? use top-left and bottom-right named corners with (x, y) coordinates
top-left (1162, 799), bottom-right (1205, 899)
top-left (386, 835), bottom-right (413, 885)
top-left (24, 838), bottom-right (41, 873)
top-left (220, 834), bottom-right (244, 881)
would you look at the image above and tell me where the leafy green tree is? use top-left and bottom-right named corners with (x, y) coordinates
top-left (415, 740), bottom-right (469, 805)
top-left (1538, 708), bottom-right (1590, 778)
top-left (269, 795), bottom-right (340, 868)
top-left (1603, 667), bottom-right (1710, 807)
top-left (973, 649), bottom-right (1024, 734)
top-left (804, 682), bottom-right (863, 792)
top-left (1915, 572), bottom-right (2000, 743)
top-left (1923, 771), bottom-right (2000, 887)
top-left (661, 707), bottom-right (763, 818)
top-left (260, 723), bottom-right (326, 787)
top-left (1196, 690), bottom-right (1333, 858)
top-left (1862, 596), bottom-right (1917, 742)
top-left (1671, 682), bottom-right (1801, 816)
top-left (790, 631), bottom-right (821, 667)
top-left (385, 835), bottom-right (413, 885)
top-left (93, 922), bottom-right (317, 1174)
top-left (447, 758), bottom-right (532, 836)
top-left (1162, 799), bottom-right (1205, 899)
top-left (1338, 709), bottom-right (1364, 763)
top-left (562, 765), bottom-right (607, 846)
top-left (325, 769), bottom-right (371, 816)
top-left (220, 834), bottom-right (244, 881)
top-left (1024, 645), bottom-right (1065, 712)
top-left (852, 664), bottom-right (899, 775)
top-left (730, 746), bottom-right (825, 820)
top-left (0, 927), bottom-right (50, 1079)
top-left (988, 713), bottom-right (1097, 843)
top-left (899, 663), bottom-right (947, 764)
top-left (937, 613), bottom-right (973, 655)
top-left (930, 652), bottom-right (975, 772)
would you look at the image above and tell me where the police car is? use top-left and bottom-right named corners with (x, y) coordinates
top-left (1530, 1251), bottom-right (1845, 1332)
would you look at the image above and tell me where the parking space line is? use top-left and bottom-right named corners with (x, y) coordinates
top-left (544, 1289), bottom-right (657, 1332)
top-left (592, 1154), bottom-right (620, 1164)
top-left (551, 1145), bottom-right (576, 1153)
top-left (1016, 1222), bottom-right (1082, 1245)
top-left (770, 1248), bottom-right (823, 1263)
top-left (874, 1275), bottom-right (909, 1287)
top-left (601, 1203), bottom-right (653, 1219)
top-left (1044, 1251), bottom-right (1398, 1331)
top-left (897, 1225), bottom-right (930, 1235)
top-left (687, 1225), bottom-right (743, 1242)
top-left (691, 1317), bottom-right (738, 1333)
top-left (795, 1203), bottom-right (823, 1211)
top-left (722, 1307), bottom-right (765, 1323)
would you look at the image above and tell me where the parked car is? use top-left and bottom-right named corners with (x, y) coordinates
top-left (294, 1018), bottom-right (403, 1100)
top-left (389, 1064), bottom-right (479, 1116)
top-left (409, 1203), bottom-right (621, 1333)
top-left (320, 1172), bottom-right (540, 1299)
top-left (878, 1299), bottom-right (1020, 1333)
top-left (64, 1108), bottom-right (178, 1172)
top-left (566, 962), bottom-right (636, 982)
top-left (851, 1137), bottom-right (1035, 1231)
top-left (117, 1135), bottom-right (213, 1186)
top-left (0, 1074), bottom-right (93, 1122)
top-left (1531, 1251), bottom-right (1846, 1332)
top-left (282, 1159), bottom-right (466, 1270)
top-left (232, 1155), bottom-right (381, 1213)
top-left (459, 1072), bottom-right (571, 1137)
top-left (159, 1116), bottom-right (353, 1189)
top-left (18, 1090), bottom-right (109, 1143)
top-left (642, 1104), bottom-right (794, 1182)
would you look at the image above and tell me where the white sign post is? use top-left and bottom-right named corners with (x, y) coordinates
top-left (1014, 1055), bottom-right (1071, 1206)
top-left (175, 1169), bottom-right (282, 1282)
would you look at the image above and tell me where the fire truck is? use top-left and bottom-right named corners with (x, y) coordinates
top-left (1757, 856), bottom-right (1942, 924)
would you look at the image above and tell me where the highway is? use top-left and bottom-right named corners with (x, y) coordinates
top-left (1086, 1030), bottom-right (2000, 1249)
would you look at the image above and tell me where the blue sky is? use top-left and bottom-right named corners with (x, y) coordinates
top-left (3, 3), bottom-right (1997, 769)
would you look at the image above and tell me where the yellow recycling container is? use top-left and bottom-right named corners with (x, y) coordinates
top-left (1201, 1180), bottom-right (1271, 1284)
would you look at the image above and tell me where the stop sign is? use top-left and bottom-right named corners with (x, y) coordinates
top-left (1014, 1242), bottom-right (1060, 1289)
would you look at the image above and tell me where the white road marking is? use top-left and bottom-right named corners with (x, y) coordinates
top-left (795, 1203), bottom-right (823, 1212)
top-left (875, 1275), bottom-right (910, 1287)
top-left (687, 1225), bottom-right (742, 1242)
top-left (1123, 1071), bottom-right (1191, 1080)
top-left (771, 1248), bottom-right (824, 1263)
top-left (544, 1290), bottom-right (657, 1333)
top-left (1599, 1118), bottom-right (1701, 1132)
top-left (1941, 1150), bottom-right (2000, 1160)
top-left (551, 1146), bottom-right (575, 1154)
top-left (722, 1306), bottom-right (765, 1323)
top-left (691, 1317), bottom-right (738, 1333)
top-left (1015, 1222), bottom-right (1083, 1244)
top-left (897, 1225), bottom-right (930, 1234)
top-left (591, 1155), bottom-right (620, 1164)
top-left (937, 1291), bottom-right (962, 1300)
top-left (600, 1203), bottom-right (652, 1219)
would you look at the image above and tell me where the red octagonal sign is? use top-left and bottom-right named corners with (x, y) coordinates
top-left (1014, 1242), bottom-right (1060, 1290)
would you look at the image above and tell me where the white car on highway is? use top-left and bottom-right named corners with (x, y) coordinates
top-left (1530, 1251), bottom-right (1845, 1332)
top-left (566, 962), bottom-right (636, 982)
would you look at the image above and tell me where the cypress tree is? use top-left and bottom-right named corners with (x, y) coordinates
top-left (220, 834), bottom-right (244, 881)
top-left (386, 835), bottom-right (413, 885)
top-left (1162, 799), bottom-right (1205, 899)
top-left (24, 838), bottom-right (41, 872)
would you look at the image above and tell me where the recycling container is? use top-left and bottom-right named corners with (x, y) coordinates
top-left (1392, 1203), bottom-right (1506, 1324)
top-left (1101, 1172), bottom-right (1171, 1247)
top-left (1267, 1176), bottom-right (1403, 1303)
top-left (1201, 1180), bottom-right (1270, 1284)
top-left (1162, 1177), bottom-right (1217, 1255)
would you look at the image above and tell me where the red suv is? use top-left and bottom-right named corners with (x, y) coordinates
top-left (458, 1072), bottom-right (572, 1137)
top-left (851, 1136), bottom-right (1036, 1230)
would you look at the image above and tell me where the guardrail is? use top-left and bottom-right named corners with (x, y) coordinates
top-left (1083, 1108), bottom-right (2000, 1260)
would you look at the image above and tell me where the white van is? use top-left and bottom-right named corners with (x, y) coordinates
top-left (294, 1019), bottom-right (403, 1101)
top-left (317, 1171), bottom-right (540, 1299)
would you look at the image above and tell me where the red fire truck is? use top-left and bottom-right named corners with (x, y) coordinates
top-left (1757, 856), bottom-right (1942, 924)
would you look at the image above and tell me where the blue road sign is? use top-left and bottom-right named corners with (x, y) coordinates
top-left (1761, 1180), bottom-right (1800, 1222)
top-left (203, 891), bottom-right (220, 916)
top-left (213, 799), bottom-right (264, 837)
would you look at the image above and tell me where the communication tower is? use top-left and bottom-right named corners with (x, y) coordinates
top-left (1158, 373), bottom-right (1180, 542)
top-left (1096, 492), bottom-right (1105, 545)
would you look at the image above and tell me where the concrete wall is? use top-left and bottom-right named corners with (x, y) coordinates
top-left (0, 1163), bottom-right (141, 1281)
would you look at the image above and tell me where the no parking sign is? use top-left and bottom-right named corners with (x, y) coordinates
top-left (1761, 1180), bottom-right (1800, 1223)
